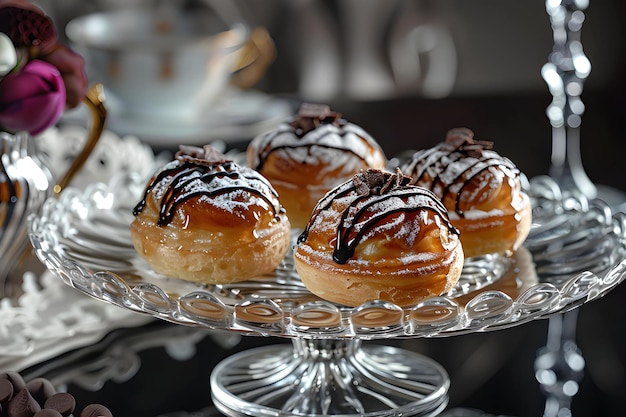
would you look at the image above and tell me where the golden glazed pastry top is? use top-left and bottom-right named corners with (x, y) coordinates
top-left (133, 145), bottom-right (284, 231)
top-left (297, 169), bottom-right (460, 269)
top-left (248, 103), bottom-right (386, 179)
top-left (401, 128), bottom-right (525, 219)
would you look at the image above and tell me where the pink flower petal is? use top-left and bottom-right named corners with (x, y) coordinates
top-left (0, 59), bottom-right (66, 134)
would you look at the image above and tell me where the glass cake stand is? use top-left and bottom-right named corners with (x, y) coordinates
top-left (27, 173), bottom-right (626, 417)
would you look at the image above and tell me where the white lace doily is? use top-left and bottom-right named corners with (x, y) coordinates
top-left (36, 124), bottom-right (170, 190)
top-left (1, 126), bottom-right (166, 371)
top-left (0, 271), bottom-right (153, 371)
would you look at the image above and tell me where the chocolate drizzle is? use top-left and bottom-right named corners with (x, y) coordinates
top-left (298, 169), bottom-right (459, 264)
top-left (133, 145), bottom-right (283, 226)
top-left (401, 128), bottom-right (519, 217)
top-left (249, 103), bottom-right (383, 172)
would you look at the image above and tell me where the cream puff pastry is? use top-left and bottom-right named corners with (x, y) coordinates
top-left (131, 145), bottom-right (291, 284)
top-left (247, 103), bottom-right (387, 228)
top-left (401, 128), bottom-right (532, 257)
top-left (294, 168), bottom-right (464, 307)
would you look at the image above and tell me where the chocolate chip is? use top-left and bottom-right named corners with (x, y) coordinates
top-left (0, 371), bottom-right (26, 392)
top-left (33, 410), bottom-right (63, 417)
top-left (6, 389), bottom-right (41, 417)
top-left (43, 393), bottom-right (75, 417)
top-left (25, 379), bottom-right (56, 407)
top-left (0, 372), bottom-right (114, 417)
top-left (80, 404), bottom-right (113, 417)
top-left (0, 378), bottom-right (14, 403)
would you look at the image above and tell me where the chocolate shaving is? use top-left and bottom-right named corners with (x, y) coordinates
top-left (445, 127), bottom-right (494, 157)
top-left (353, 168), bottom-right (411, 196)
top-left (289, 103), bottom-right (345, 137)
top-left (175, 145), bottom-right (229, 167)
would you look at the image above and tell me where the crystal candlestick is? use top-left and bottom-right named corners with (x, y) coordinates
top-left (542, 0), bottom-right (595, 198)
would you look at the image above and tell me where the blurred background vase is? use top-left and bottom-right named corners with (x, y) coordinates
top-left (0, 84), bottom-right (106, 295)
top-left (0, 130), bottom-right (56, 288)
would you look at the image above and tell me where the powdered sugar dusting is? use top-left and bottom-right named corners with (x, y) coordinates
top-left (249, 121), bottom-right (385, 171)
top-left (135, 157), bottom-right (284, 227)
top-left (401, 134), bottom-right (521, 217)
top-left (298, 171), bottom-right (459, 266)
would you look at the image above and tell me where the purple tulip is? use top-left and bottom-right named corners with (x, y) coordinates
top-left (42, 45), bottom-right (87, 109)
top-left (0, 59), bottom-right (66, 135)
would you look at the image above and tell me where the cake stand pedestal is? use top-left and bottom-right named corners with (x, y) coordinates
top-left (212, 339), bottom-right (449, 417)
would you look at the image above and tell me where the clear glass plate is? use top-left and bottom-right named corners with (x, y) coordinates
top-left (27, 173), bottom-right (626, 340)
top-left (27, 172), bottom-right (626, 417)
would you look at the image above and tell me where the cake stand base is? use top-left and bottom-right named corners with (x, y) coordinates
top-left (211, 339), bottom-right (449, 417)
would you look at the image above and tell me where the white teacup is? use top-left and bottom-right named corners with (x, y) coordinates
top-left (66, 8), bottom-right (249, 121)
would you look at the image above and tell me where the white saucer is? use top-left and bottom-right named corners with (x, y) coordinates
top-left (64, 88), bottom-right (293, 148)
